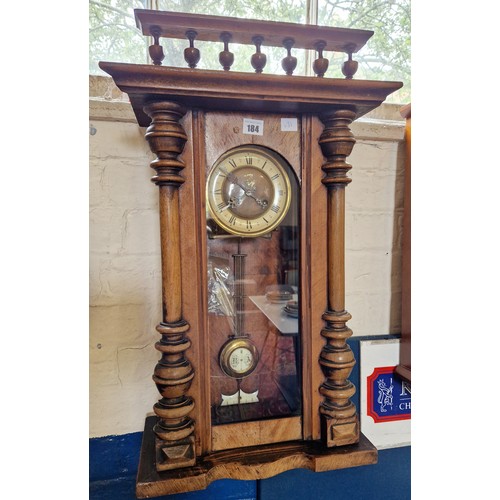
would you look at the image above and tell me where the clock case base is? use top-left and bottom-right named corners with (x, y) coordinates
top-left (136, 416), bottom-right (378, 498)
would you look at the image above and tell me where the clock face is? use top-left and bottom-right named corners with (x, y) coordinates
top-left (219, 337), bottom-right (259, 379)
top-left (206, 146), bottom-right (292, 237)
top-left (230, 347), bottom-right (253, 373)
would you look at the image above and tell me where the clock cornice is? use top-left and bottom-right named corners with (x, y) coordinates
top-left (98, 62), bottom-right (402, 127)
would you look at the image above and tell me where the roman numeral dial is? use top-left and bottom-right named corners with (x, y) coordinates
top-left (206, 146), bottom-right (292, 237)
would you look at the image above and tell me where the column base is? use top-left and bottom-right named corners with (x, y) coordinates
top-left (155, 435), bottom-right (195, 471)
top-left (320, 414), bottom-right (359, 447)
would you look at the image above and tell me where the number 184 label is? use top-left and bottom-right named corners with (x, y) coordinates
top-left (243, 118), bottom-right (264, 136)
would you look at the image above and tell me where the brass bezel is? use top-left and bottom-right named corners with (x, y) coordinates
top-left (206, 145), bottom-right (292, 237)
top-left (219, 337), bottom-right (259, 379)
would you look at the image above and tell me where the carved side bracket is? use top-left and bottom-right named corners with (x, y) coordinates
top-left (144, 101), bottom-right (196, 471)
top-left (318, 108), bottom-right (359, 447)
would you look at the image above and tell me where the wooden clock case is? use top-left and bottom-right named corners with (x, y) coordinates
top-left (100, 9), bottom-right (402, 498)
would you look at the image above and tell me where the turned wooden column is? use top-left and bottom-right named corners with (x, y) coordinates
top-left (144, 101), bottom-right (196, 471)
top-left (318, 108), bottom-right (359, 447)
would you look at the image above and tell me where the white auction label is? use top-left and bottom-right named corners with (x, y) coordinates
top-left (281, 117), bottom-right (298, 132)
top-left (243, 118), bottom-right (264, 136)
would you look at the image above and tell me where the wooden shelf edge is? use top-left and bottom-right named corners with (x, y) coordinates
top-left (136, 416), bottom-right (378, 498)
top-left (134, 8), bottom-right (374, 52)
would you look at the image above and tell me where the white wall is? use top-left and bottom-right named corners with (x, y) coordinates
top-left (89, 77), bottom-right (406, 437)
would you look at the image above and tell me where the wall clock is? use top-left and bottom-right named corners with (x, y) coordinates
top-left (100, 8), bottom-right (402, 498)
top-left (206, 145), bottom-right (292, 237)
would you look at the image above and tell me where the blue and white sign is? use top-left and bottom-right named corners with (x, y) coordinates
top-left (367, 366), bottom-right (411, 422)
top-left (360, 339), bottom-right (411, 449)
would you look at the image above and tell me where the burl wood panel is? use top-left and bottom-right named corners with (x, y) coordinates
top-left (212, 417), bottom-right (302, 452)
top-left (203, 112), bottom-right (302, 181)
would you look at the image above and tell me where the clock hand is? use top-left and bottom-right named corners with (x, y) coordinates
top-left (218, 195), bottom-right (244, 212)
top-left (252, 196), bottom-right (268, 209)
top-left (226, 171), bottom-right (250, 192)
top-left (245, 191), bottom-right (268, 209)
top-left (227, 171), bottom-right (269, 209)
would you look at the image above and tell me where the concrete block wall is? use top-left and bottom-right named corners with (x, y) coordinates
top-left (89, 76), bottom-right (406, 438)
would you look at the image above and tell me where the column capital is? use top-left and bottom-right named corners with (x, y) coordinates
top-left (144, 101), bottom-right (188, 186)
